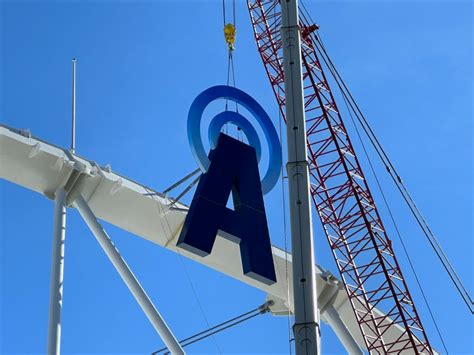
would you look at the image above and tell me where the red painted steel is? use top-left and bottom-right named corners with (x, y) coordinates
top-left (247, 1), bottom-right (433, 353)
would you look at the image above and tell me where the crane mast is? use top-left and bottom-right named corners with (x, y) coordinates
top-left (247, 0), bottom-right (434, 352)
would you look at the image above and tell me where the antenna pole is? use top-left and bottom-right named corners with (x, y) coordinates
top-left (280, 0), bottom-right (320, 354)
top-left (71, 58), bottom-right (76, 153)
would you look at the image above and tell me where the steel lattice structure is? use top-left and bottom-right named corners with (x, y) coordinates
top-left (247, 1), bottom-right (433, 353)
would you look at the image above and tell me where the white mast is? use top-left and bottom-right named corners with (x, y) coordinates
top-left (280, 0), bottom-right (320, 354)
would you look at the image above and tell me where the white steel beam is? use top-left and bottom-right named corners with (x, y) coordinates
top-left (73, 196), bottom-right (185, 355)
top-left (0, 123), bottom-right (437, 353)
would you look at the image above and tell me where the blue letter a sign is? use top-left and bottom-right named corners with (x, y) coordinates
top-left (177, 133), bottom-right (277, 285)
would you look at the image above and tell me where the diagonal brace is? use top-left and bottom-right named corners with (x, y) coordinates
top-left (73, 195), bottom-right (185, 355)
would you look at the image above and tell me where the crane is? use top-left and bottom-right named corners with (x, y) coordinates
top-left (2, 1), bottom-right (470, 353)
top-left (247, 0), bottom-right (433, 353)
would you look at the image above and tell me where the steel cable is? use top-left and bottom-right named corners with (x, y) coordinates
top-left (146, 186), bottom-right (222, 354)
top-left (340, 92), bottom-right (450, 353)
top-left (319, 39), bottom-right (473, 313)
top-left (299, 15), bottom-right (473, 313)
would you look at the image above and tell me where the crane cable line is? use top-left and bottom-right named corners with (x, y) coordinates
top-left (299, 3), bottom-right (472, 312)
top-left (156, 7), bottom-right (241, 350)
top-left (277, 81), bottom-right (294, 355)
top-left (340, 92), bottom-right (449, 354)
top-left (221, 0), bottom-right (236, 28)
top-left (314, 34), bottom-right (473, 314)
top-left (272, 3), bottom-right (293, 353)
top-left (222, 0), bottom-right (242, 139)
top-left (297, 9), bottom-right (449, 350)
top-left (151, 302), bottom-right (271, 354)
top-left (298, 4), bottom-right (472, 313)
top-left (146, 186), bottom-right (223, 354)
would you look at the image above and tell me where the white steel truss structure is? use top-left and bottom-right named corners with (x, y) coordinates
top-left (0, 123), bottom-right (434, 353)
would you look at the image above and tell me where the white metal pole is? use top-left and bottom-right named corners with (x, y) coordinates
top-left (73, 196), bottom-right (185, 355)
top-left (47, 188), bottom-right (67, 355)
top-left (280, 0), bottom-right (320, 354)
top-left (324, 306), bottom-right (363, 354)
top-left (71, 58), bottom-right (76, 153)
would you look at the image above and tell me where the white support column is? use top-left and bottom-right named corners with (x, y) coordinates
top-left (73, 196), bottom-right (185, 355)
top-left (280, 0), bottom-right (320, 354)
top-left (47, 188), bottom-right (67, 355)
top-left (324, 306), bottom-right (363, 355)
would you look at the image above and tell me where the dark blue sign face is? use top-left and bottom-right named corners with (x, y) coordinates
top-left (178, 133), bottom-right (276, 285)
top-left (178, 86), bottom-right (278, 285)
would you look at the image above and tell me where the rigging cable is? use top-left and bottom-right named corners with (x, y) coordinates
top-left (340, 92), bottom-right (449, 353)
top-left (151, 302), bottom-right (271, 354)
top-left (277, 77), bottom-right (294, 355)
top-left (222, 0), bottom-right (226, 27)
top-left (146, 186), bottom-right (222, 354)
top-left (223, 0), bottom-right (240, 138)
top-left (315, 34), bottom-right (473, 313)
top-left (144, 168), bottom-right (202, 209)
top-left (297, 5), bottom-right (472, 312)
top-left (166, 174), bottom-right (201, 210)
top-left (161, 168), bottom-right (201, 197)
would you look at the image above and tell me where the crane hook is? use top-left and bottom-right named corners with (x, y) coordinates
top-left (224, 23), bottom-right (236, 51)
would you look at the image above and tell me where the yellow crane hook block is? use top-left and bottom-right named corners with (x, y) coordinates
top-left (224, 23), bottom-right (236, 51)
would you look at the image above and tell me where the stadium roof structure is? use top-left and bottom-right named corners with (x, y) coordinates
top-left (0, 123), bottom-right (436, 353)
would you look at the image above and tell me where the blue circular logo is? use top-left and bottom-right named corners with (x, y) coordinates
top-left (187, 85), bottom-right (282, 194)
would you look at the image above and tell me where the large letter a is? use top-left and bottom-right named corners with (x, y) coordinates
top-left (177, 133), bottom-right (277, 285)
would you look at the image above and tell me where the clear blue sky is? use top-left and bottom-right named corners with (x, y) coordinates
top-left (0, 0), bottom-right (472, 354)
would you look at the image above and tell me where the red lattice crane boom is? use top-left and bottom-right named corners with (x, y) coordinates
top-left (247, 1), bottom-right (433, 353)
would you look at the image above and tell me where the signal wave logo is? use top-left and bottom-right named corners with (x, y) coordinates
top-left (186, 85), bottom-right (282, 194)
top-left (178, 85), bottom-right (280, 285)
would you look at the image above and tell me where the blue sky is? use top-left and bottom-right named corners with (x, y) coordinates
top-left (0, 0), bottom-right (472, 354)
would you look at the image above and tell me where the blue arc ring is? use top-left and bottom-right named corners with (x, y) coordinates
top-left (187, 85), bottom-right (282, 194)
top-left (208, 111), bottom-right (262, 162)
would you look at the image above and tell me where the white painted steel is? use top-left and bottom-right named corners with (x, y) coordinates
top-left (281, 0), bottom-right (320, 353)
top-left (73, 196), bottom-right (185, 355)
top-left (0, 124), bottom-right (437, 353)
top-left (322, 306), bottom-right (363, 355)
top-left (47, 188), bottom-right (67, 355)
